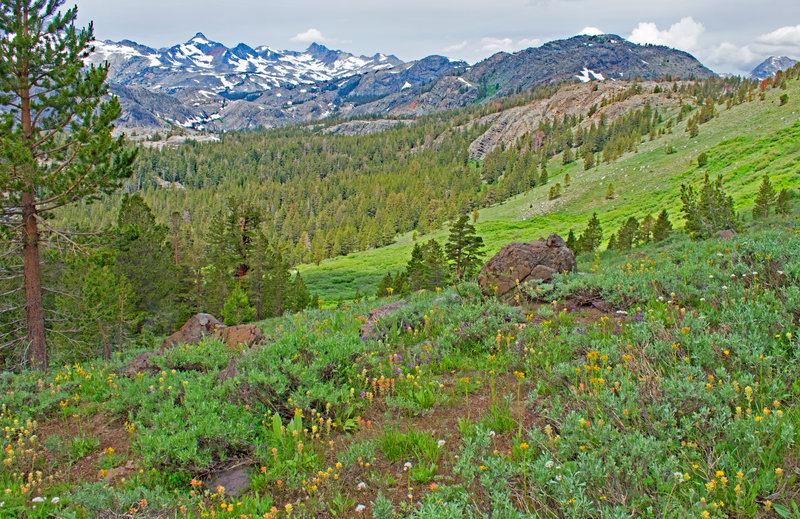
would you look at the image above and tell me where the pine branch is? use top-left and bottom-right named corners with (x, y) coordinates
top-left (0, 336), bottom-right (26, 351)
top-left (44, 327), bottom-right (86, 344)
top-left (0, 326), bottom-right (26, 341)
top-left (0, 286), bottom-right (24, 297)
top-left (41, 286), bottom-right (78, 298)
top-left (0, 242), bottom-right (24, 257)
top-left (35, 214), bottom-right (86, 253)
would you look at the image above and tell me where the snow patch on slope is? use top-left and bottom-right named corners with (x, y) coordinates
top-left (575, 67), bottom-right (606, 82)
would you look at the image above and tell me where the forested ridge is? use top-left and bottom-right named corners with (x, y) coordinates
top-left (57, 77), bottom-right (755, 268)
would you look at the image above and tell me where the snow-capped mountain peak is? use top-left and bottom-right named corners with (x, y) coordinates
top-left (87, 34), bottom-right (404, 92)
top-left (86, 34), bottom-right (428, 131)
top-left (748, 56), bottom-right (798, 80)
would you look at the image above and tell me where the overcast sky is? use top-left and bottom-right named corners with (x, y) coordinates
top-left (72, 0), bottom-right (800, 75)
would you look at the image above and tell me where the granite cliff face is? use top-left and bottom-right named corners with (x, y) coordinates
top-left (92, 33), bottom-right (714, 132)
top-left (466, 80), bottom-right (687, 159)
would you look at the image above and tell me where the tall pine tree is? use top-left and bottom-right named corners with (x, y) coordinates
top-left (578, 213), bottom-right (603, 253)
top-left (680, 174), bottom-right (740, 238)
top-left (615, 217), bottom-right (639, 251)
top-left (0, 0), bottom-right (137, 368)
top-left (115, 195), bottom-right (182, 333)
top-left (652, 209), bottom-right (673, 242)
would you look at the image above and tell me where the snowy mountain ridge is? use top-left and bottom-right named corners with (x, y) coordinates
top-left (86, 33), bottom-right (403, 93)
top-left (748, 56), bottom-right (798, 80)
top-left (87, 33), bottom-right (713, 132)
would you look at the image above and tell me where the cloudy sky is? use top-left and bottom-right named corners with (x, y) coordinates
top-left (73, 0), bottom-right (800, 75)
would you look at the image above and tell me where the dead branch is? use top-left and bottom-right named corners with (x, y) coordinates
top-left (0, 337), bottom-right (26, 350)
top-left (44, 327), bottom-right (87, 345)
top-left (35, 215), bottom-right (86, 253)
top-left (0, 286), bottom-right (24, 297)
top-left (41, 286), bottom-right (79, 298)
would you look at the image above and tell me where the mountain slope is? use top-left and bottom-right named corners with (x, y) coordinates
top-left (464, 80), bottom-right (685, 159)
top-left (346, 34), bottom-right (715, 119)
top-left (87, 34), bottom-right (464, 131)
top-left (464, 34), bottom-right (714, 93)
top-left (57, 71), bottom-right (800, 301)
top-left (748, 56), bottom-right (798, 79)
top-left (87, 33), bottom-right (403, 91)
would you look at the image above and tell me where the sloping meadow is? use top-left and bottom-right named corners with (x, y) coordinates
top-left (1, 225), bottom-right (799, 517)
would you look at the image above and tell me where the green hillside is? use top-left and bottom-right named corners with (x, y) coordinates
top-left (300, 80), bottom-right (800, 302)
top-left (3, 222), bottom-right (799, 517)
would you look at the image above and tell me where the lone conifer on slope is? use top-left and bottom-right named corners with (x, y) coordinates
top-left (0, 1), bottom-right (137, 369)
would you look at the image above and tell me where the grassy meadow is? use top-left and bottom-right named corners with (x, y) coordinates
top-left (1, 213), bottom-right (799, 517)
top-left (300, 80), bottom-right (800, 302)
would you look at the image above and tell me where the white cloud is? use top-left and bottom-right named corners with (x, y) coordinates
top-left (517, 38), bottom-right (543, 48)
top-left (481, 37), bottom-right (514, 53)
top-left (478, 37), bottom-right (542, 54)
top-left (705, 41), bottom-right (757, 70)
top-left (701, 24), bottom-right (800, 75)
top-left (578, 27), bottom-right (604, 36)
top-left (290, 28), bottom-right (327, 44)
top-left (443, 40), bottom-right (468, 53)
top-left (756, 24), bottom-right (800, 51)
top-left (628, 16), bottom-right (705, 52)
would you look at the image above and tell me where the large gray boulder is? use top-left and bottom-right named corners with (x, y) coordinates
top-left (160, 313), bottom-right (222, 352)
top-left (478, 234), bottom-right (576, 298)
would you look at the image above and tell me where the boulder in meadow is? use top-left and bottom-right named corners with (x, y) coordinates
top-left (212, 324), bottom-right (265, 348)
top-left (360, 300), bottom-right (408, 340)
top-left (159, 313), bottom-right (222, 352)
top-left (478, 234), bottom-right (576, 298)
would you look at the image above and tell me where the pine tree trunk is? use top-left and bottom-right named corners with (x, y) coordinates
top-left (22, 192), bottom-right (47, 370)
top-left (19, 48), bottom-right (48, 369)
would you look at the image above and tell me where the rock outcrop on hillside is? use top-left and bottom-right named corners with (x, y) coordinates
top-left (130, 314), bottom-right (266, 376)
top-left (213, 324), bottom-right (266, 348)
top-left (323, 119), bottom-right (412, 136)
top-left (467, 81), bottom-right (684, 159)
top-left (478, 234), bottom-right (577, 298)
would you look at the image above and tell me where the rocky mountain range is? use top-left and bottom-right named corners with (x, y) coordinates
top-left (748, 56), bottom-right (798, 80)
top-left (91, 33), bottom-right (715, 132)
top-left (340, 34), bottom-right (715, 121)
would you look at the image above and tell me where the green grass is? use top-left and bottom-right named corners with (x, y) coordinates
top-left (2, 221), bottom-right (799, 517)
top-left (301, 81), bottom-right (800, 301)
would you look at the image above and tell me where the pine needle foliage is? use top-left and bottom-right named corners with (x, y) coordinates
top-left (680, 174), bottom-right (740, 239)
top-left (0, 0), bottom-right (137, 368)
